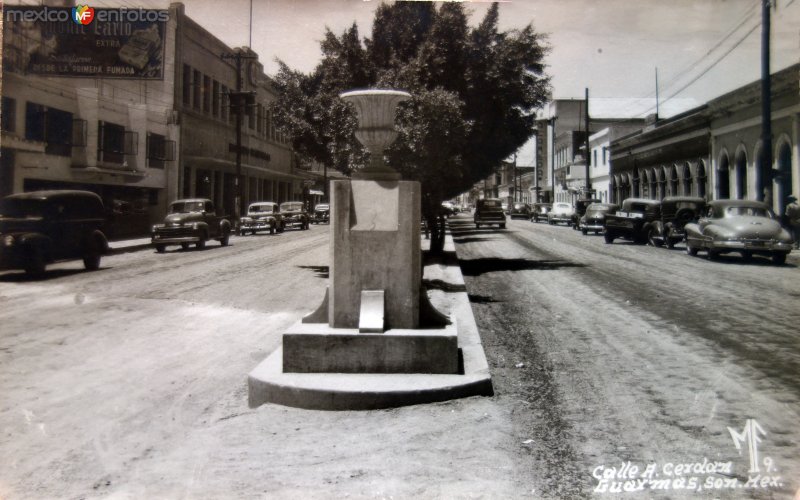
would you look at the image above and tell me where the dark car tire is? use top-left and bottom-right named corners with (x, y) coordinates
top-left (156, 244), bottom-right (166, 253)
top-left (220, 233), bottom-right (230, 246)
top-left (707, 249), bottom-right (719, 261)
top-left (647, 228), bottom-right (662, 247)
top-left (686, 243), bottom-right (698, 256)
top-left (500, 223), bottom-right (506, 229)
top-left (83, 253), bottom-right (101, 271)
top-left (581, 228), bottom-right (587, 235)
top-left (181, 243), bottom-right (190, 250)
top-left (604, 232), bottom-right (615, 244)
top-left (25, 246), bottom-right (47, 276)
top-left (476, 223), bottom-right (481, 229)
top-left (196, 239), bottom-right (206, 250)
top-left (772, 253), bottom-right (787, 265)
top-left (270, 225), bottom-right (275, 235)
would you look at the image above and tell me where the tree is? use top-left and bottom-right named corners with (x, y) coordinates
top-left (271, 2), bottom-right (551, 252)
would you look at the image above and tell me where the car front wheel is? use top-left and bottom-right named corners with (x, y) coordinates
top-left (25, 246), bottom-right (46, 276)
top-left (686, 243), bottom-right (698, 256)
top-left (772, 253), bottom-right (787, 265)
top-left (604, 232), bottom-right (614, 244)
top-left (220, 233), bottom-right (230, 246)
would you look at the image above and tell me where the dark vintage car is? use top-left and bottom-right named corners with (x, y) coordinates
top-left (474, 198), bottom-right (506, 229)
top-left (579, 203), bottom-right (619, 235)
top-left (312, 203), bottom-right (330, 224)
top-left (571, 198), bottom-right (601, 229)
top-left (239, 202), bottom-right (282, 235)
top-left (0, 190), bottom-right (109, 276)
top-left (509, 202), bottom-right (531, 219)
top-left (531, 203), bottom-right (552, 223)
top-left (684, 199), bottom-right (793, 264)
top-left (547, 202), bottom-right (575, 225)
top-left (151, 198), bottom-right (232, 252)
top-left (279, 201), bottom-right (310, 230)
top-left (603, 198), bottom-right (661, 244)
top-left (646, 196), bottom-right (706, 248)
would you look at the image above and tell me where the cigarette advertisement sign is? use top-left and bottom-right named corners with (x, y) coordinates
top-left (3, 6), bottom-right (168, 79)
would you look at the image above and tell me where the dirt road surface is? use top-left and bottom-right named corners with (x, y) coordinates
top-left (1, 216), bottom-right (799, 499)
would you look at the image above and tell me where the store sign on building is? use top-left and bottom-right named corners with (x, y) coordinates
top-left (3, 6), bottom-right (168, 79)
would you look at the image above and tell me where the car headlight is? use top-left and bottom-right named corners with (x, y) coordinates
top-left (3, 234), bottom-right (14, 247)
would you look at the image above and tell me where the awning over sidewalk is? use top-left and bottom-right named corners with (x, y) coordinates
top-left (184, 155), bottom-right (308, 181)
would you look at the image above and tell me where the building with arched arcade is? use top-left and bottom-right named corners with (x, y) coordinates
top-left (609, 63), bottom-right (798, 216)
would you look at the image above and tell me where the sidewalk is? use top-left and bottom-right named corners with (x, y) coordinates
top-left (108, 236), bottom-right (152, 255)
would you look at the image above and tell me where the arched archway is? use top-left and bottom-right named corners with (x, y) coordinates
top-left (718, 153), bottom-right (730, 199)
top-left (697, 161), bottom-right (707, 199)
top-left (777, 140), bottom-right (794, 215)
top-left (734, 148), bottom-right (747, 199)
top-left (669, 166), bottom-right (679, 197)
top-left (682, 163), bottom-right (692, 195)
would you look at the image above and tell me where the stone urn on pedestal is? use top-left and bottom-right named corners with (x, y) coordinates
top-left (247, 88), bottom-right (492, 411)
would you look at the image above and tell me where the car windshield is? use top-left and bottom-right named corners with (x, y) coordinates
top-left (513, 203), bottom-right (527, 209)
top-left (170, 201), bottom-right (205, 213)
top-left (0, 198), bottom-right (47, 218)
top-left (586, 205), bottom-right (614, 215)
top-left (725, 206), bottom-right (772, 218)
top-left (555, 203), bottom-right (571, 209)
top-left (280, 203), bottom-right (303, 212)
top-left (481, 200), bottom-right (501, 208)
top-left (249, 205), bottom-right (273, 214)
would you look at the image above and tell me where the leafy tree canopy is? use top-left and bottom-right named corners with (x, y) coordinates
top-left (271, 2), bottom-right (551, 205)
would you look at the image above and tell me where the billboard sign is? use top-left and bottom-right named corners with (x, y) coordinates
top-left (3, 6), bottom-right (168, 79)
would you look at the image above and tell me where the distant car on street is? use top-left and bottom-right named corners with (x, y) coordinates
top-left (531, 203), bottom-right (552, 223)
top-left (579, 203), bottom-right (619, 235)
top-left (312, 203), bottom-right (330, 224)
top-left (239, 202), bottom-right (282, 235)
top-left (151, 198), bottom-right (231, 252)
top-left (547, 202), bottom-right (574, 225)
top-left (684, 199), bottom-right (793, 264)
top-left (509, 202), bottom-right (531, 219)
top-left (603, 198), bottom-right (661, 244)
top-left (572, 198), bottom-right (601, 229)
top-left (474, 198), bottom-right (506, 229)
top-left (647, 196), bottom-right (705, 248)
top-left (0, 190), bottom-right (109, 276)
top-left (279, 201), bottom-right (310, 230)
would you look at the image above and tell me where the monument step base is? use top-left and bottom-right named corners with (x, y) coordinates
top-left (248, 346), bottom-right (493, 411)
top-left (282, 321), bottom-right (459, 374)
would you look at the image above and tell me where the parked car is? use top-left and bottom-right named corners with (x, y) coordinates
top-left (603, 198), bottom-right (661, 244)
top-left (151, 198), bottom-right (231, 252)
top-left (509, 202), bottom-right (531, 219)
top-left (441, 201), bottom-right (457, 217)
top-left (684, 199), bottom-right (793, 264)
top-left (547, 202), bottom-right (575, 225)
top-left (279, 201), bottom-right (310, 230)
top-left (312, 203), bottom-right (330, 224)
top-left (531, 203), bottom-right (552, 223)
top-left (0, 190), bottom-right (109, 276)
top-left (571, 198), bottom-right (601, 229)
top-left (579, 203), bottom-right (619, 235)
top-left (474, 198), bottom-right (506, 229)
top-left (646, 196), bottom-right (706, 248)
top-left (501, 202), bottom-right (509, 214)
top-left (239, 202), bottom-right (282, 235)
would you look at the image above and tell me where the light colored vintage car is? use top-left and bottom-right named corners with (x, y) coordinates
top-left (547, 202), bottom-right (574, 225)
top-left (239, 202), bottom-right (282, 235)
top-left (684, 199), bottom-right (793, 264)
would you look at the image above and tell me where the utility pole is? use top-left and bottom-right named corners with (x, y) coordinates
top-left (550, 116), bottom-right (557, 204)
top-left (760, 0), bottom-right (773, 208)
top-left (585, 87), bottom-right (591, 197)
top-left (221, 48), bottom-right (257, 220)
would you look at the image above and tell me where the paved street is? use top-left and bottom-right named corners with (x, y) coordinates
top-left (0, 216), bottom-right (798, 498)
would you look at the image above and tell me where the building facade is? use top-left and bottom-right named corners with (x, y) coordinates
top-left (610, 63), bottom-right (798, 215)
top-left (1, 2), bottom-right (306, 237)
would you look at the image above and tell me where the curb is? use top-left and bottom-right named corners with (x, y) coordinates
top-left (247, 232), bottom-right (494, 410)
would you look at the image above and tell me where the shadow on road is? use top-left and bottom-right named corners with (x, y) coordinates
top-left (296, 265), bottom-right (329, 278)
top-left (467, 293), bottom-right (501, 304)
top-left (458, 257), bottom-right (586, 276)
top-left (0, 268), bottom-right (92, 282)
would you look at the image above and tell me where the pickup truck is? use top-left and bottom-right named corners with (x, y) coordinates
top-left (474, 198), bottom-right (506, 229)
top-left (603, 198), bottom-right (661, 245)
top-left (151, 198), bottom-right (232, 252)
